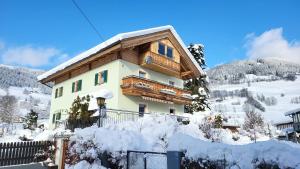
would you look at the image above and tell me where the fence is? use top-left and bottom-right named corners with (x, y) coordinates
top-left (127, 150), bottom-right (167, 169)
top-left (65, 109), bottom-right (190, 131)
top-left (0, 141), bottom-right (55, 166)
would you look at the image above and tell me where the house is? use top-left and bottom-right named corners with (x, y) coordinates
top-left (285, 108), bottom-right (300, 133)
top-left (275, 120), bottom-right (294, 131)
top-left (38, 25), bottom-right (204, 129)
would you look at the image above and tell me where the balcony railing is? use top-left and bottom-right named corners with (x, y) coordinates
top-left (121, 75), bottom-right (192, 105)
top-left (65, 108), bottom-right (190, 131)
top-left (140, 51), bottom-right (180, 77)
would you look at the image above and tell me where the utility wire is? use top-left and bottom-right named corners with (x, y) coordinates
top-left (71, 0), bottom-right (105, 41)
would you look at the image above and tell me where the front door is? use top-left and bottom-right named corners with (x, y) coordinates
top-left (139, 104), bottom-right (146, 116)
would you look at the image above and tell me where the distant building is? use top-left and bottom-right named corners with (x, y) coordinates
top-left (285, 108), bottom-right (300, 133)
top-left (275, 120), bottom-right (294, 131)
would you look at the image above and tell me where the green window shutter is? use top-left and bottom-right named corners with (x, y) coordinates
top-left (95, 73), bottom-right (99, 85)
top-left (55, 89), bottom-right (58, 98)
top-left (72, 82), bottom-right (75, 93)
top-left (52, 114), bottom-right (56, 123)
top-left (78, 80), bottom-right (82, 91)
top-left (103, 70), bottom-right (108, 83)
top-left (59, 87), bottom-right (63, 97)
top-left (56, 113), bottom-right (61, 120)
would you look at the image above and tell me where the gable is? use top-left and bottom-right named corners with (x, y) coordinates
top-left (38, 26), bottom-right (203, 83)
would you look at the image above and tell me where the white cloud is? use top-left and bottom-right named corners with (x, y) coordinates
top-left (245, 28), bottom-right (300, 64)
top-left (1, 45), bottom-right (69, 67)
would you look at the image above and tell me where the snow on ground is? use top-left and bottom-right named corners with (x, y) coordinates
top-left (210, 75), bottom-right (300, 124)
top-left (67, 115), bottom-right (300, 169)
top-left (169, 133), bottom-right (300, 169)
top-left (0, 120), bottom-right (58, 142)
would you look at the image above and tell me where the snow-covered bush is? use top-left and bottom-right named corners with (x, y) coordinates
top-left (65, 114), bottom-right (300, 169)
top-left (169, 133), bottom-right (300, 169)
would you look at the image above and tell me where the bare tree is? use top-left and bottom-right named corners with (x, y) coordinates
top-left (243, 111), bottom-right (264, 143)
top-left (0, 94), bottom-right (18, 132)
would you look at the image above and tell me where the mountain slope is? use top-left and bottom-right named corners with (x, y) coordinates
top-left (0, 65), bottom-right (51, 119)
top-left (207, 59), bottom-right (300, 124)
top-left (208, 58), bottom-right (300, 85)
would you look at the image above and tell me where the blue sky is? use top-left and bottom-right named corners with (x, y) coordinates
top-left (0, 0), bottom-right (300, 70)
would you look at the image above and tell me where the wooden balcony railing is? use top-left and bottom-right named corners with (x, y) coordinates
top-left (140, 51), bottom-right (180, 77)
top-left (121, 76), bottom-right (192, 105)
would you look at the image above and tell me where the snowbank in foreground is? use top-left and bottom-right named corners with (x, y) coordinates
top-left (169, 133), bottom-right (300, 168)
top-left (67, 115), bottom-right (300, 169)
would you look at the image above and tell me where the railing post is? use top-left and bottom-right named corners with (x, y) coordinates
top-left (127, 151), bottom-right (130, 169)
top-left (167, 151), bottom-right (183, 169)
top-left (144, 153), bottom-right (147, 169)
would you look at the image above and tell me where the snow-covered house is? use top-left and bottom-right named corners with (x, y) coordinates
top-left (285, 108), bottom-right (300, 133)
top-left (38, 25), bottom-right (204, 129)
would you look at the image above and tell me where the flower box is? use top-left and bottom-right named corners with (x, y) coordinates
top-left (181, 93), bottom-right (193, 100)
top-left (160, 88), bottom-right (176, 95)
top-left (133, 82), bottom-right (153, 90)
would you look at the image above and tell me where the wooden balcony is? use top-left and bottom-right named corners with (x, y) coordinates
top-left (121, 76), bottom-right (192, 105)
top-left (140, 51), bottom-right (180, 77)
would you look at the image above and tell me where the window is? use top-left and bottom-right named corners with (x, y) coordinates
top-left (72, 80), bottom-right (82, 93)
top-left (169, 80), bottom-right (175, 86)
top-left (167, 47), bottom-right (173, 58)
top-left (95, 70), bottom-right (108, 85)
top-left (158, 42), bottom-right (174, 60)
top-left (158, 43), bottom-right (165, 55)
top-left (56, 112), bottom-right (61, 121)
top-left (55, 88), bottom-right (58, 98)
top-left (139, 104), bottom-right (146, 117)
top-left (52, 114), bottom-right (56, 124)
top-left (52, 113), bottom-right (61, 124)
top-left (59, 87), bottom-right (63, 97)
top-left (55, 87), bottom-right (63, 98)
top-left (170, 108), bottom-right (175, 114)
top-left (139, 71), bottom-right (146, 78)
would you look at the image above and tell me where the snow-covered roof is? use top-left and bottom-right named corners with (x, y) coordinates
top-left (284, 108), bottom-right (300, 116)
top-left (38, 25), bottom-right (204, 81)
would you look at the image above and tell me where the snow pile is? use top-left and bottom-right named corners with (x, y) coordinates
top-left (67, 114), bottom-right (300, 168)
top-left (169, 133), bottom-right (300, 168)
top-left (0, 123), bottom-right (70, 142)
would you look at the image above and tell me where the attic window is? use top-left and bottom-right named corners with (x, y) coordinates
top-left (167, 47), bottom-right (173, 58)
top-left (158, 43), bottom-right (165, 55)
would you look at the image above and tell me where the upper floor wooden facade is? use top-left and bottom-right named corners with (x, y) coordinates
top-left (39, 27), bottom-right (203, 86)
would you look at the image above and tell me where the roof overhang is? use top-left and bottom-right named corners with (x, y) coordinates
top-left (38, 25), bottom-right (204, 83)
top-left (285, 108), bottom-right (300, 116)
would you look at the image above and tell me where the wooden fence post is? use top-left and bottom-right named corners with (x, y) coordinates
top-left (53, 133), bottom-right (73, 169)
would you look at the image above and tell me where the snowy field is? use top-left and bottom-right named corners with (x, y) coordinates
top-left (210, 75), bottom-right (300, 124)
top-left (0, 86), bottom-right (51, 118)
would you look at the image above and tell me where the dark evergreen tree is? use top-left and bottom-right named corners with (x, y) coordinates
top-left (24, 109), bottom-right (38, 130)
top-left (67, 95), bottom-right (93, 128)
top-left (214, 114), bottom-right (223, 128)
top-left (184, 44), bottom-right (210, 113)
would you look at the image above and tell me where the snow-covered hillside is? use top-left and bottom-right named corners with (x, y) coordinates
top-left (0, 64), bottom-right (51, 119)
top-left (208, 59), bottom-right (300, 124)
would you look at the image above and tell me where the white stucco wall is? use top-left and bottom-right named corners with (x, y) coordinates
top-left (117, 60), bottom-right (184, 114)
top-left (49, 59), bottom-right (185, 129)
